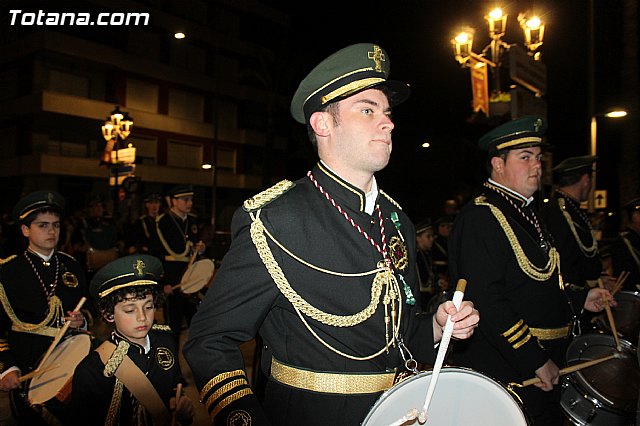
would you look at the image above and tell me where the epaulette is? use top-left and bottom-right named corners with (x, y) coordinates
top-left (57, 251), bottom-right (79, 262)
top-left (152, 324), bottom-right (172, 332)
top-left (243, 180), bottom-right (295, 212)
top-left (103, 340), bottom-right (129, 377)
top-left (380, 190), bottom-right (402, 210)
top-left (0, 255), bottom-right (17, 266)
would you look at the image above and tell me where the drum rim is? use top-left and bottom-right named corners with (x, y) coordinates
top-left (566, 333), bottom-right (638, 410)
top-left (362, 366), bottom-right (529, 425)
top-left (180, 259), bottom-right (215, 294)
top-left (27, 333), bottom-right (92, 404)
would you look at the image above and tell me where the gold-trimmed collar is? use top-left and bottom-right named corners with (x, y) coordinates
top-left (316, 162), bottom-right (366, 212)
top-left (485, 180), bottom-right (529, 207)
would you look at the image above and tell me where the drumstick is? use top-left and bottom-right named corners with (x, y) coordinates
top-left (17, 363), bottom-right (60, 383)
top-left (519, 353), bottom-right (618, 387)
top-left (598, 279), bottom-right (621, 351)
top-left (611, 271), bottom-right (630, 296)
top-left (171, 383), bottom-right (183, 426)
top-left (418, 279), bottom-right (467, 423)
top-left (36, 297), bottom-right (87, 371)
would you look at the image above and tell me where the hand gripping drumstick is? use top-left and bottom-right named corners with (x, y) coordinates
top-left (387, 280), bottom-right (467, 426)
top-left (598, 278), bottom-right (622, 351)
top-left (36, 297), bottom-right (87, 372)
top-left (516, 352), bottom-right (619, 388)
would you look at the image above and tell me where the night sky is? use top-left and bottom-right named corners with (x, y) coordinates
top-left (278, 0), bottom-right (630, 222)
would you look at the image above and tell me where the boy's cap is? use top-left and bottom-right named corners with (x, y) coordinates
top-left (90, 254), bottom-right (163, 299)
top-left (415, 219), bottom-right (433, 234)
top-left (13, 190), bottom-right (64, 221)
top-left (143, 192), bottom-right (163, 202)
top-left (290, 43), bottom-right (410, 124)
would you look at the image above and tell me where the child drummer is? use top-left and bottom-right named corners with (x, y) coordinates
top-left (68, 254), bottom-right (194, 425)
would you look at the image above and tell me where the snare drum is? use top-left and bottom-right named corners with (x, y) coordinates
top-left (362, 367), bottom-right (529, 425)
top-left (561, 333), bottom-right (639, 426)
top-left (595, 291), bottom-right (640, 343)
top-left (28, 334), bottom-right (92, 406)
top-left (179, 259), bottom-right (215, 294)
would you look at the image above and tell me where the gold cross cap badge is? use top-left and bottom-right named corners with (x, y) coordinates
top-left (368, 45), bottom-right (385, 72)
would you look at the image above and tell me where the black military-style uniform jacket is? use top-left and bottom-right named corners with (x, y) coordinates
top-left (540, 190), bottom-right (602, 289)
top-left (449, 182), bottom-right (587, 418)
top-left (156, 211), bottom-right (199, 286)
top-left (0, 250), bottom-right (86, 374)
top-left (127, 215), bottom-right (161, 257)
top-left (610, 227), bottom-right (640, 291)
top-left (68, 326), bottom-right (183, 426)
top-left (184, 163), bottom-right (436, 426)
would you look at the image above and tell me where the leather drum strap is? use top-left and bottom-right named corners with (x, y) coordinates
top-left (96, 341), bottom-right (169, 426)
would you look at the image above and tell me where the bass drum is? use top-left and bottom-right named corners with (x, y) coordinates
top-left (362, 367), bottom-right (529, 425)
top-left (561, 333), bottom-right (639, 426)
top-left (594, 291), bottom-right (640, 344)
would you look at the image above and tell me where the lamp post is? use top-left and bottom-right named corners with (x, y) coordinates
top-left (587, 108), bottom-right (628, 212)
top-left (201, 162), bottom-right (217, 234)
top-left (101, 106), bottom-right (134, 209)
top-left (451, 7), bottom-right (546, 116)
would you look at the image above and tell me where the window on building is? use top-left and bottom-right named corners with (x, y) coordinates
top-left (126, 79), bottom-right (158, 113)
top-left (169, 89), bottom-right (204, 121)
top-left (127, 135), bottom-right (157, 165)
top-left (49, 70), bottom-right (89, 98)
top-left (216, 146), bottom-right (236, 173)
top-left (167, 140), bottom-right (203, 169)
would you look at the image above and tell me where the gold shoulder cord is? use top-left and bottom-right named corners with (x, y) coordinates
top-left (156, 217), bottom-right (192, 260)
top-left (476, 197), bottom-right (560, 282)
top-left (249, 209), bottom-right (402, 360)
top-left (0, 283), bottom-right (63, 332)
top-left (105, 378), bottom-right (124, 426)
top-left (558, 198), bottom-right (598, 258)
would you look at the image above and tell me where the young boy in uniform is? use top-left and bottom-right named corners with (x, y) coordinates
top-left (68, 254), bottom-right (194, 425)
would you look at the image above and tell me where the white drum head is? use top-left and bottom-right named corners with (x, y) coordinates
top-left (28, 334), bottom-right (91, 405)
top-left (362, 367), bottom-right (528, 425)
top-left (180, 259), bottom-right (215, 294)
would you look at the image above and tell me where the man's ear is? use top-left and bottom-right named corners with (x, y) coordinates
top-left (491, 156), bottom-right (504, 174)
top-left (309, 111), bottom-right (332, 138)
top-left (20, 224), bottom-right (30, 238)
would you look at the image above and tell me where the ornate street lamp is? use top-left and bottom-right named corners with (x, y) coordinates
top-left (101, 106), bottom-right (135, 205)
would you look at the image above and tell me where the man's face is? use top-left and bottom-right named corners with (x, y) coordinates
top-left (89, 202), bottom-right (104, 218)
top-left (578, 173), bottom-right (593, 202)
top-left (145, 200), bottom-right (161, 217)
top-left (322, 88), bottom-right (395, 178)
top-left (172, 196), bottom-right (193, 216)
top-left (493, 146), bottom-right (542, 198)
top-left (21, 212), bottom-right (60, 255)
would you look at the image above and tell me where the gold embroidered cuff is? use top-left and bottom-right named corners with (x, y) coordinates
top-left (210, 388), bottom-right (252, 420)
top-left (501, 320), bottom-right (533, 350)
top-left (270, 358), bottom-right (395, 395)
top-left (199, 369), bottom-right (247, 401)
top-left (529, 325), bottom-right (570, 340)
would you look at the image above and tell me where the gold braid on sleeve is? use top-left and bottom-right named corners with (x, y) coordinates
top-left (104, 378), bottom-right (124, 426)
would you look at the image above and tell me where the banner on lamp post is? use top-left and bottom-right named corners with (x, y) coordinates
top-left (470, 59), bottom-right (489, 115)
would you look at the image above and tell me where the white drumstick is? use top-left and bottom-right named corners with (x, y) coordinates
top-left (419, 279), bottom-right (467, 423)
